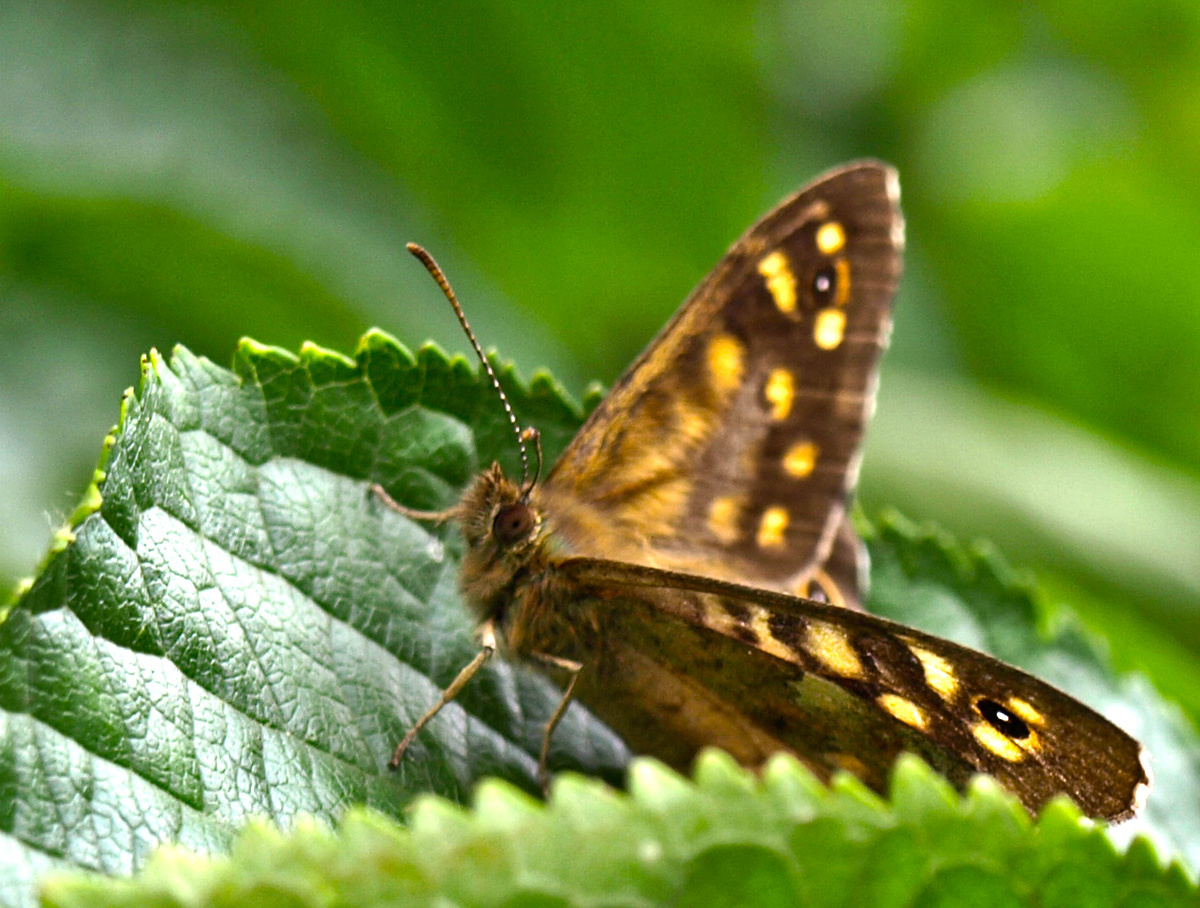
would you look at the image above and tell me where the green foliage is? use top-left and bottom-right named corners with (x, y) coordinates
top-left (3, 3), bottom-right (1200, 715)
top-left (39, 756), bottom-right (1200, 908)
top-left (0, 334), bottom-right (1196, 907)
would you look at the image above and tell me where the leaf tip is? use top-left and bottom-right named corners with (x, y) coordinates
top-left (692, 747), bottom-right (758, 792)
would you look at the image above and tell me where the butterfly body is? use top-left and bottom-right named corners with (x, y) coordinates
top-left (392, 162), bottom-right (1150, 822)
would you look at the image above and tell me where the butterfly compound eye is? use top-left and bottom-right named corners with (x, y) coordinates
top-left (493, 503), bottom-right (536, 546)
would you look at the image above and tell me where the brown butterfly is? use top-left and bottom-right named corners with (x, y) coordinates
top-left (377, 161), bottom-right (1150, 821)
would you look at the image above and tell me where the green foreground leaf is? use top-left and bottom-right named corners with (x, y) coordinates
top-left (1, 332), bottom-right (1197, 907)
top-left (41, 756), bottom-right (1199, 908)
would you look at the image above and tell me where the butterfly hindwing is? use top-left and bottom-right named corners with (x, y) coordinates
top-left (554, 556), bottom-right (1149, 822)
top-left (538, 162), bottom-right (902, 608)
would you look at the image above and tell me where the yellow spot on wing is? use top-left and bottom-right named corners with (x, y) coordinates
top-left (797, 569), bottom-right (849, 609)
top-left (814, 308), bottom-right (846, 350)
top-left (675, 397), bottom-right (712, 444)
top-left (783, 441), bottom-right (819, 478)
top-left (805, 619), bottom-right (865, 679)
top-left (601, 428), bottom-right (693, 536)
top-left (764, 368), bottom-right (794, 420)
top-left (708, 496), bottom-right (742, 544)
top-left (1007, 697), bottom-right (1045, 727)
top-left (971, 722), bottom-right (1026, 762)
top-left (757, 251), bottom-right (797, 315)
top-left (877, 694), bottom-right (929, 731)
top-left (757, 506), bottom-right (789, 548)
top-left (707, 334), bottom-right (745, 394)
top-left (907, 644), bottom-right (960, 703)
top-left (834, 259), bottom-right (851, 306)
top-left (816, 222), bottom-right (846, 254)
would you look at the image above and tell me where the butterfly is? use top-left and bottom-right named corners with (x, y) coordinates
top-left (377, 161), bottom-right (1150, 821)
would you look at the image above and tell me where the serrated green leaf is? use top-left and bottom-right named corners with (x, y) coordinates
top-left (39, 757), bottom-right (1200, 908)
top-left (1, 332), bottom-right (1197, 908)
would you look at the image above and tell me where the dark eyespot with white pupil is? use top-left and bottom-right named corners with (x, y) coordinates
top-left (493, 503), bottom-right (535, 546)
top-left (976, 698), bottom-right (1031, 739)
top-left (812, 266), bottom-right (837, 302)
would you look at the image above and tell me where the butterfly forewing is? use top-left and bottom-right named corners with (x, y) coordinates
top-left (538, 162), bottom-right (902, 608)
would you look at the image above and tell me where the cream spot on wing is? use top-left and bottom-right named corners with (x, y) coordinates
top-left (971, 722), bottom-right (1027, 762)
top-left (907, 644), bottom-right (960, 704)
top-left (816, 221), bottom-right (846, 255)
top-left (814, 308), bottom-right (846, 350)
top-left (783, 440), bottom-right (819, 478)
top-left (757, 506), bottom-right (789, 548)
top-left (885, 169), bottom-right (906, 249)
top-left (708, 496), bottom-right (742, 544)
top-left (707, 333), bottom-right (745, 395)
top-left (702, 599), bottom-right (737, 635)
top-left (749, 605), bottom-right (801, 662)
top-left (877, 694), bottom-right (929, 731)
top-left (757, 250), bottom-right (797, 315)
top-left (1007, 697), bottom-right (1045, 727)
top-left (1133, 749), bottom-right (1153, 813)
top-left (764, 368), bottom-right (794, 420)
top-left (805, 619), bottom-right (865, 679)
top-left (885, 166), bottom-right (901, 204)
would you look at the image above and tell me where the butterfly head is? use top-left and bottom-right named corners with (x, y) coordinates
top-left (402, 244), bottom-right (555, 625)
top-left (455, 463), bottom-right (547, 620)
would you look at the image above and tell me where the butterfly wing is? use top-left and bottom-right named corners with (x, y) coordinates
top-left (548, 557), bottom-right (1149, 822)
top-left (538, 162), bottom-right (903, 608)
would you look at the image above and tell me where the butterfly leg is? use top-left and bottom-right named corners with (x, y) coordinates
top-left (389, 624), bottom-right (497, 769)
top-left (530, 652), bottom-right (584, 795)
top-left (370, 483), bottom-right (456, 523)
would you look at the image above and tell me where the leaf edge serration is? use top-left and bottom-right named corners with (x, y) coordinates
top-left (39, 753), bottom-right (1198, 908)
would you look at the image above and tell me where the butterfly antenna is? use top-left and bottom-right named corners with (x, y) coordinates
top-left (518, 426), bottom-right (543, 499)
top-left (406, 243), bottom-right (531, 486)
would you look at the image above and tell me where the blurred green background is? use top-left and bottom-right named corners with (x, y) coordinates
top-left (1, 1), bottom-right (1197, 725)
